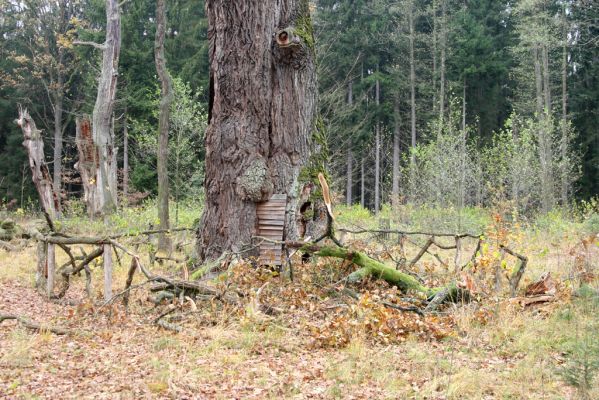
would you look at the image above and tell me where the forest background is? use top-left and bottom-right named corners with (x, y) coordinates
top-left (0, 0), bottom-right (598, 218)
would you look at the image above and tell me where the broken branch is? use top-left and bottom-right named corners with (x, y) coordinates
top-left (0, 314), bottom-right (69, 335)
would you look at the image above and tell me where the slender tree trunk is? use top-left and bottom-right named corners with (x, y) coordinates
top-left (392, 100), bottom-right (400, 208)
top-left (432, 0), bottom-right (437, 116)
top-left (534, 45), bottom-right (554, 212)
top-left (52, 99), bottom-right (63, 206)
top-left (374, 77), bottom-right (380, 214)
top-left (175, 128), bottom-right (181, 225)
top-left (542, 44), bottom-right (552, 116)
top-left (409, 4), bottom-right (418, 202)
top-left (560, 9), bottom-right (569, 205)
top-left (91, 0), bottom-right (121, 216)
top-left (52, 52), bottom-right (64, 207)
top-left (197, 0), bottom-right (317, 262)
top-left (361, 157), bottom-right (365, 208)
top-left (438, 0), bottom-right (446, 127)
top-left (346, 151), bottom-right (353, 206)
top-left (409, 4), bottom-right (416, 153)
top-left (122, 112), bottom-right (129, 204)
top-left (346, 81), bottom-right (353, 206)
top-left (155, 0), bottom-right (174, 252)
top-left (534, 46), bottom-right (544, 117)
top-left (462, 77), bottom-right (466, 132)
top-left (110, 115), bottom-right (118, 207)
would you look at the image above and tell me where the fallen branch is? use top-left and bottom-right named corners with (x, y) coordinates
top-left (30, 227), bottom-right (193, 246)
top-left (285, 241), bottom-right (453, 300)
top-left (109, 239), bottom-right (238, 304)
top-left (341, 288), bottom-right (424, 316)
top-left (500, 245), bottom-right (528, 297)
top-left (0, 240), bottom-right (16, 252)
top-left (338, 228), bottom-right (480, 239)
top-left (156, 319), bottom-right (182, 333)
top-left (408, 237), bottom-right (434, 268)
top-left (154, 305), bottom-right (182, 332)
top-left (55, 246), bottom-right (104, 299)
top-left (0, 314), bottom-right (69, 335)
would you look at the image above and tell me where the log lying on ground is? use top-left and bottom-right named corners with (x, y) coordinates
top-left (285, 241), bottom-right (463, 303)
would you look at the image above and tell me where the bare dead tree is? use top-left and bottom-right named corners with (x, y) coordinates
top-left (15, 107), bottom-right (60, 219)
top-left (74, 0), bottom-right (122, 216)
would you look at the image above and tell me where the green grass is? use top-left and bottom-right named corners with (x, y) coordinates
top-left (57, 197), bottom-right (203, 235)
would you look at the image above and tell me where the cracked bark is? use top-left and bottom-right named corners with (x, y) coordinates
top-left (197, 1), bottom-right (317, 262)
top-left (90, 0), bottom-right (121, 216)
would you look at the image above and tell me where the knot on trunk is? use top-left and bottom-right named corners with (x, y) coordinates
top-left (273, 23), bottom-right (313, 69)
top-left (275, 28), bottom-right (301, 48)
top-left (236, 157), bottom-right (273, 202)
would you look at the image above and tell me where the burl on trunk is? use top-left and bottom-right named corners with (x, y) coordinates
top-left (197, 1), bottom-right (317, 262)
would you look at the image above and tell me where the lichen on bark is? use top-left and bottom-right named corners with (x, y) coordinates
top-left (236, 157), bottom-right (273, 202)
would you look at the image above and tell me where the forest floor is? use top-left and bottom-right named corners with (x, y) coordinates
top-left (0, 206), bottom-right (598, 399)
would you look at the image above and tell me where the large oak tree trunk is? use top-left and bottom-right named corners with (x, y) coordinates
top-left (197, 0), bottom-right (317, 262)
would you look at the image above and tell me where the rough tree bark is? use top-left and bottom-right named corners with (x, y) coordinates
top-left (75, 117), bottom-right (99, 216)
top-left (155, 0), bottom-right (174, 252)
top-left (197, 0), bottom-right (317, 262)
top-left (16, 108), bottom-right (60, 219)
top-left (90, 0), bottom-right (121, 216)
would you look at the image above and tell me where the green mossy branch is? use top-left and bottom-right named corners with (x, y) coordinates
top-left (290, 242), bottom-right (459, 300)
